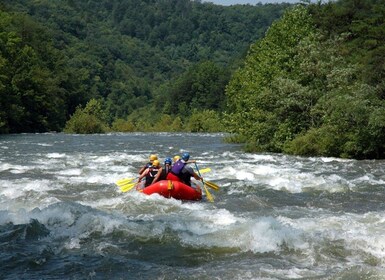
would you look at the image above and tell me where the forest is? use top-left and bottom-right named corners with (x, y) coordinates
top-left (0, 0), bottom-right (288, 133)
top-left (1, 0), bottom-right (385, 159)
top-left (225, 0), bottom-right (385, 159)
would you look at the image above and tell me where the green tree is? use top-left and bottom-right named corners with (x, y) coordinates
top-left (225, 6), bottom-right (316, 151)
top-left (225, 3), bottom-right (385, 159)
top-left (187, 109), bottom-right (224, 132)
top-left (64, 99), bottom-right (109, 134)
top-left (111, 118), bottom-right (136, 132)
top-left (0, 11), bottom-right (66, 133)
top-left (160, 61), bottom-right (229, 116)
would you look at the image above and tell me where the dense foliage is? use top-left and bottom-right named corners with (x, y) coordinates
top-left (2, 0), bottom-right (385, 159)
top-left (0, 10), bottom-right (68, 132)
top-left (0, 0), bottom-right (289, 133)
top-left (225, 1), bottom-right (385, 159)
top-left (64, 99), bottom-right (109, 134)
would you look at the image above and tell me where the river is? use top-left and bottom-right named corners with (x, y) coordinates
top-left (1, 133), bottom-right (385, 279)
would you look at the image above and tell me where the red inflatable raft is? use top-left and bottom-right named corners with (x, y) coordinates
top-left (137, 180), bottom-right (202, 201)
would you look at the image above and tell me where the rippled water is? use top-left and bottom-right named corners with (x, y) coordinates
top-left (1, 133), bottom-right (385, 279)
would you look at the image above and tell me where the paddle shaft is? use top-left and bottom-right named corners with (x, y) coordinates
top-left (194, 163), bottom-right (214, 202)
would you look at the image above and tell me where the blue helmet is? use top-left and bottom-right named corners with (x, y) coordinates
top-left (182, 152), bottom-right (190, 161)
top-left (164, 157), bottom-right (172, 165)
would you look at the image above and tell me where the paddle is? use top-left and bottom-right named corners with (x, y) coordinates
top-left (195, 163), bottom-right (214, 203)
top-left (116, 178), bottom-right (136, 187)
top-left (115, 176), bottom-right (140, 192)
top-left (204, 180), bottom-right (219, 191)
top-left (194, 167), bottom-right (219, 191)
top-left (119, 181), bottom-right (137, 192)
top-left (195, 167), bottom-right (211, 174)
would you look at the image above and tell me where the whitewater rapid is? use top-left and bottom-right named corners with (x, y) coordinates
top-left (1, 133), bottom-right (385, 279)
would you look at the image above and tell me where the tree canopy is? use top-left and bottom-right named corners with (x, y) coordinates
top-left (0, 0), bottom-right (289, 133)
top-left (225, 1), bottom-right (385, 159)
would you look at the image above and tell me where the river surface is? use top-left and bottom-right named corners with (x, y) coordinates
top-left (1, 133), bottom-right (385, 279)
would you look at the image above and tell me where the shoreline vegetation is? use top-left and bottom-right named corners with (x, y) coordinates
top-left (63, 98), bottom-right (225, 134)
top-left (1, 0), bottom-right (385, 159)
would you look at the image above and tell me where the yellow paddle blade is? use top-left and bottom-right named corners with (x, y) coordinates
top-left (116, 178), bottom-right (134, 187)
top-left (197, 167), bottom-right (211, 174)
top-left (205, 181), bottom-right (219, 191)
top-left (203, 184), bottom-right (214, 202)
top-left (119, 182), bottom-right (137, 192)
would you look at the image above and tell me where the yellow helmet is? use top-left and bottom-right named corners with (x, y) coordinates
top-left (149, 154), bottom-right (158, 161)
top-left (173, 155), bottom-right (180, 162)
top-left (152, 160), bottom-right (160, 167)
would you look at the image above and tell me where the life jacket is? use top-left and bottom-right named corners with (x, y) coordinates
top-left (159, 165), bottom-right (171, 180)
top-left (179, 168), bottom-right (192, 186)
top-left (145, 166), bottom-right (160, 187)
top-left (171, 160), bottom-right (186, 175)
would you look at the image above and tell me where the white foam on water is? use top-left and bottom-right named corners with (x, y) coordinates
top-left (3, 203), bottom-right (126, 252)
top-left (223, 156), bottom-right (357, 193)
top-left (261, 267), bottom-right (320, 279)
top-left (64, 238), bottom-right (81, 249)
top-left (318, 157), bottom-right (352, 163)
top-left (0, 163), bottom-right (14, 172)
top-left (0, 179), bottom-right (54, 200)
top-left (78, 190), bottom-right (243, 247)
top-left (341, 213), bottom-right (385, 262)
top-left (167, 203), bottom-right (385, 267)
top-left (203, 208), bottom-right (238, 226)
top-left (95, 241), bottom-right (120, 255)
top-left (84, 174), bottom-right (109, 184)
top-left (220, 164), bottom-right (280, 182)
top-left (90, 155), bottom-right (111, 163)
top-left (81, 196), bottom-right (128, 211)
top-left (263, 171), bottom-right (347, 193)
top-left (212, 150), bottom-right (369, 195)
top-left (0, 208), bottom-right (30, 225)
top-left (174, 210), bottom-right (310, 255)
top-left (36, 143), bottom-right (53, 147)
top-left (113, 153), bottom-right (139, 161)
top-left (23, 179), bottom-right (53, 192)
top-left (278, 209), bottom-right (385, 266)
top-left (173, 208), bottom-right (239, 237)
top-left (240, 216), bottom-right (308, 253)
top-left (352, 174), bottom-right (385, 186)
top-left (108, 165), bottom-right (133, 173)
top-left (56, 168), bottom-right (82, 176)
top-left (102, 174), bottom-right (131, 185)
top-left (0, 163), bottom-right (33, 174)
top-left (46, 153), bottom-right (66, 158)
top-left (39, 196), bottom-right (62, 208)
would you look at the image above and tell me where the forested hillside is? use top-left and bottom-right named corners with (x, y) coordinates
top-left (225, 0), bottom-right (385, 159)
top-left (0, 0), bottom-right (289, 133)
top-left (3, 0), bottom-right (384, 159)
